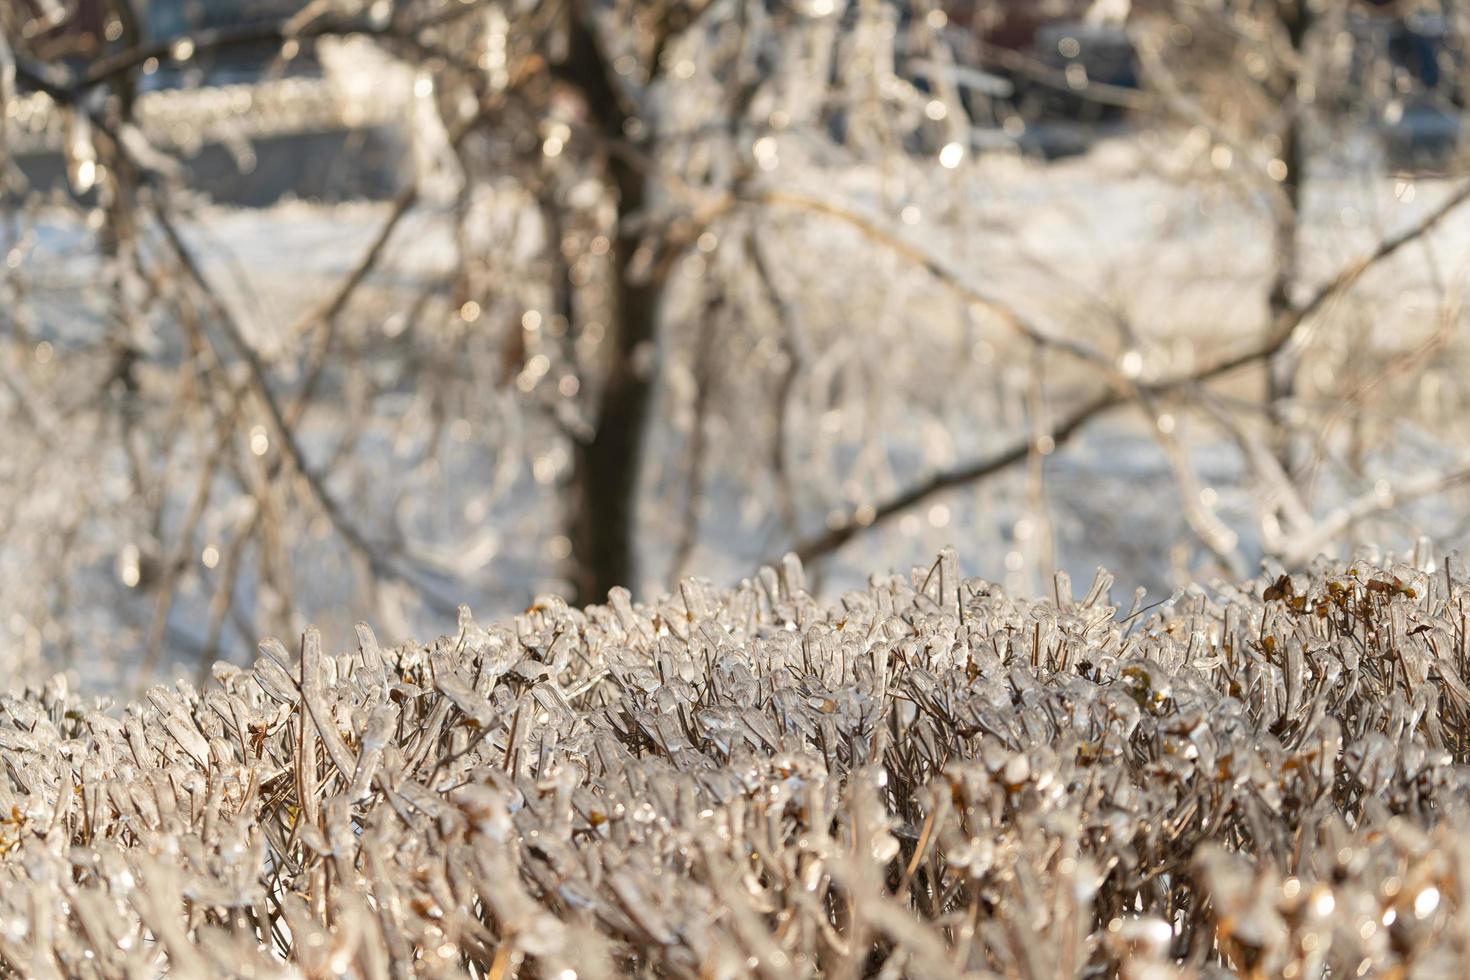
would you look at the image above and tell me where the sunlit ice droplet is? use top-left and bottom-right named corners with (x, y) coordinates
top-left (752, 136), bottom-right (779, 171)
top-left (939, 142), bottom-right (965, 169)
top-left (1415, 887), bottom-right (1440, 919)
top-left (73, 159), bottom-right (97, 194)
top-left (117, 544), bottom-right (141, 588)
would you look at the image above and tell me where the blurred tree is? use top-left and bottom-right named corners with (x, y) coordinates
top-left (4, 0), bottom-right (1470, 683)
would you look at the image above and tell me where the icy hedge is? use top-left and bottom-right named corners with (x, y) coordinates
top-left (4, 553), bottom-right (1470, 977)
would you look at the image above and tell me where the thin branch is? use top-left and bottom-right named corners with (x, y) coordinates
top-left (748, 224), bottom-right (804, 542)
top-left (791, 388), bottom-right (1121, 565)
top-left (668, 302), bottom-right (722, 583)
top-left (151, 201), bottom-right (456, 614)
top-left (1279, 462), bottom-right (1470, 567)
top-left (285, 97), bottom-right (497, 424)
top-left (753, 189), bottom-right (1115, 371)
top-left (1196, 178), bottom-right (1470, 384)
top-left (973, 39), bottom-right (1154, 112)
top-left (788, 178), bottom-right (1470, 565)
top-left (141, 413), bottom-right (231, 677)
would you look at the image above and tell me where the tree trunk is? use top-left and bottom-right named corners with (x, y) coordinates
top-left (569, 155), bottom-right (659, 605)
top-left (1266, 2), bottom-right (1312, 480)
top-left (557, 9), bottom-right (661, 606)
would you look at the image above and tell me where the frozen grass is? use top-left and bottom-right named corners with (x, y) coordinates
top-left (4, 550), bottom-right (1470, 977)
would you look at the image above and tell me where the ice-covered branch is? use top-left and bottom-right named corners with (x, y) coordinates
top-left (790, 179), bottom-right (1470, 566)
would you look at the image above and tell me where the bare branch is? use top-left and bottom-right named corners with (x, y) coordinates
top-left (754, 189), bottom-right (1116, 371)
top-left (789, 179), bottom-right (1470, 566)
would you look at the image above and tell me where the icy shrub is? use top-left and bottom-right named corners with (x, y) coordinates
top-left (3, 550), bottom-right (1470, 977)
